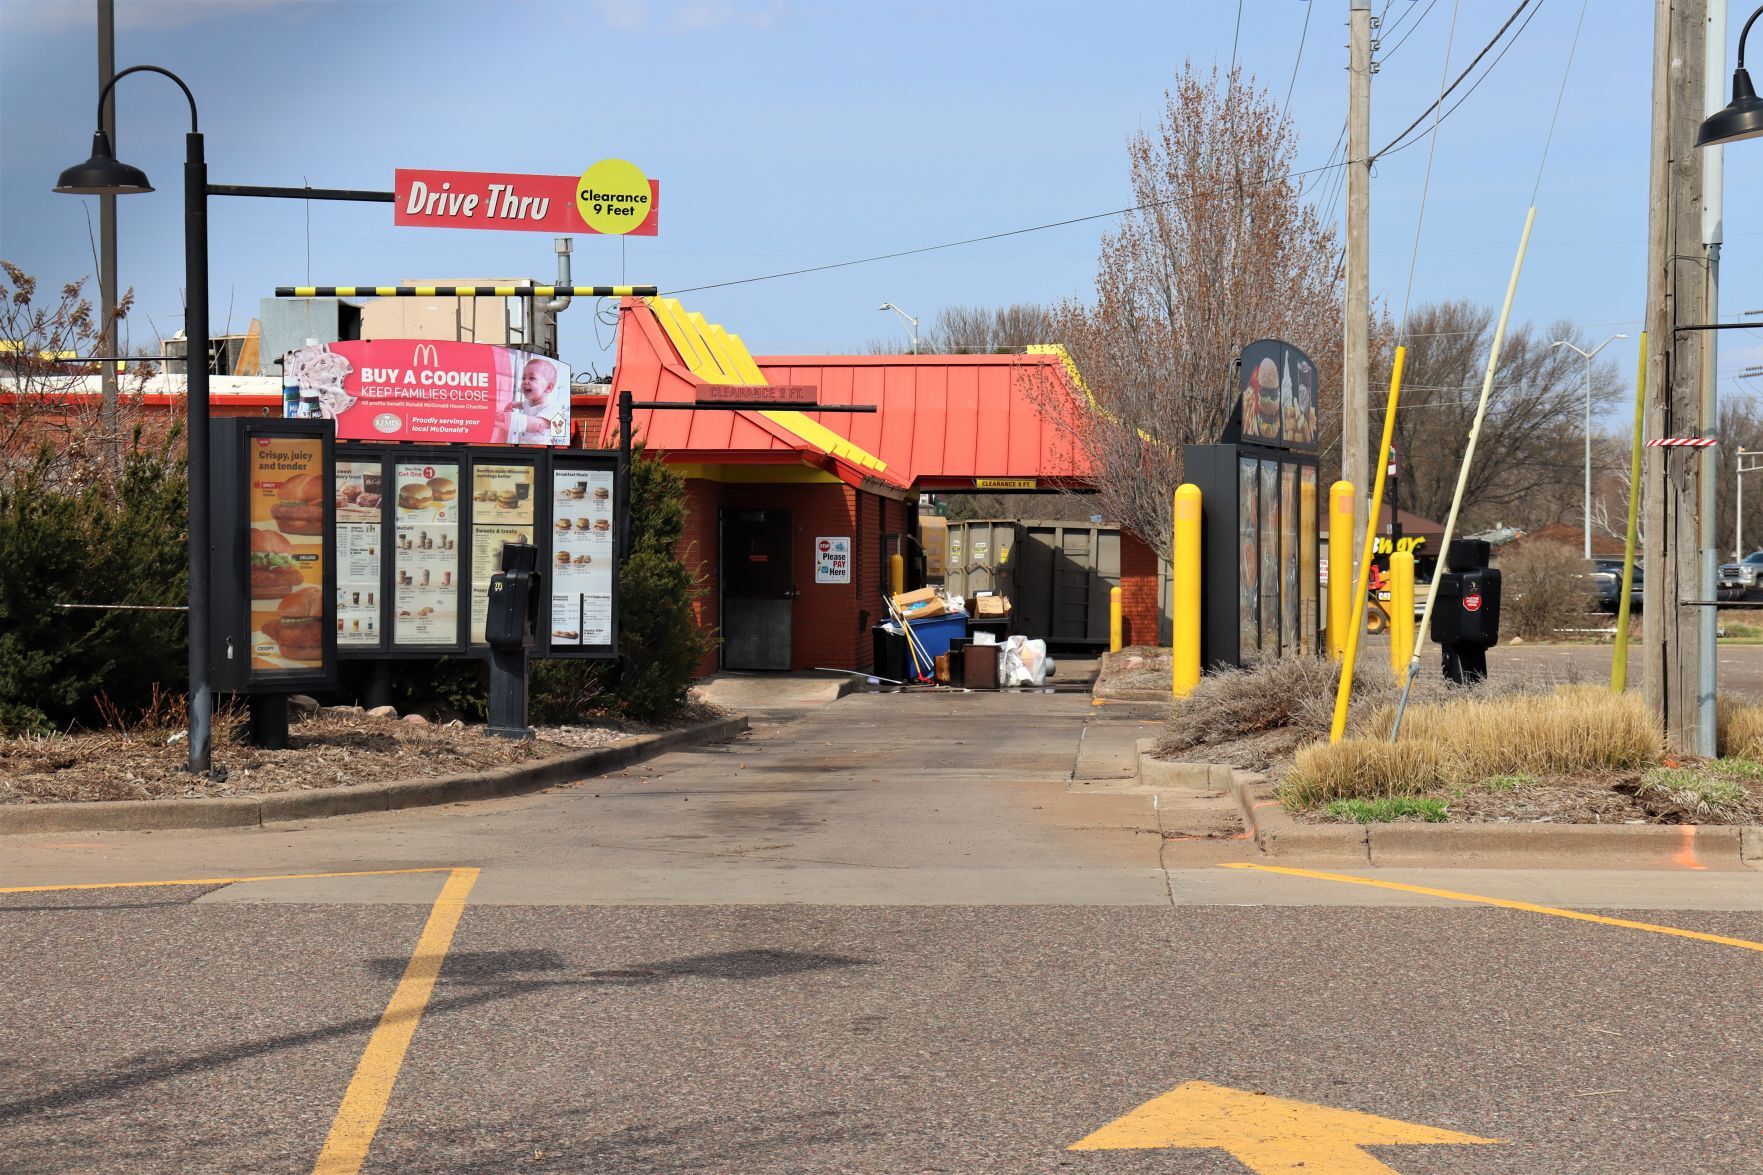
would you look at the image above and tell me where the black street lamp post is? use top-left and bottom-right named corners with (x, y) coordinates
top-left (55, 65), bottom-right (213, 773)
top-left (1698, 5), bottom-right (1763, 148)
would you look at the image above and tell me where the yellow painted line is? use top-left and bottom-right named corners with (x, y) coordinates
top-left (1222, 862), bottom-right (1763, 953)
top-left (312, 866), bottom-right (479, 1175)
top-left (0, 867), bottom-right (455, 895)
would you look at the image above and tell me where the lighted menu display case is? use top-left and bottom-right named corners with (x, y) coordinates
top-left (208, 418), bottom-right (338, 692)
top-left (1186, 339), bottom-right (1323, 671)
top-left (331, 445), bottom-right (619, 660)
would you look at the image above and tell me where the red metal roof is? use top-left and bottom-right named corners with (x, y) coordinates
top-left (601, 298), bottom-right (1094, 490)
top-left (752, 354), bottom-right (1093, 488)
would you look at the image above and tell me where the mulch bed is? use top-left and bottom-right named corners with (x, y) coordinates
top-left (0, 710), bottom-right (632, 804)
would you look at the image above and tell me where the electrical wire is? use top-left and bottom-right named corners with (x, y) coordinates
top-left (1378, 0), bottom-right (1440, 63)
top-left (1281, 0), bottom-right (1314, 118)
top-left (1529, 0), bottom-right (1591, 205)
top-left (1372, 0), bottom-right (1540, 161)
top-left (662, 158), bottom-right (1349, 297)
top-left (1394, 0), bottom-right (1462, 344)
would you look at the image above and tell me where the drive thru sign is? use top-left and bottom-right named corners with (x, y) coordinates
top-left (395, 160), bottom-right (659, 235)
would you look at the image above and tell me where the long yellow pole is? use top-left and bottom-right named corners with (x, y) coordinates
top-left (1109, 586), bottom-right (1123, 653)
top-left (1612, 331), bottom-right (1647, 693)
top-left (1389, 549), bottom-right (1415, 687)
top-left (1173, 484), bottom-right (1202, 697)
top-left (1327, 481), bottom-right (1355, 661)
top-left (1329, 346), bottom-right (1407, 742)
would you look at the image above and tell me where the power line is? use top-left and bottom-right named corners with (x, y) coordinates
top-left (663, 158), bottom-right (1348, 297)
top-left (1395, 0), bottom-right (1463, 344)
top-left (1378, 0), bottom-right (1441, 63)
top-left (1529, 0), bottom-right (1590, 205)
top-left (1375, 0), bottom-right (1549, 162)
top-left (1372, 0), bottom-right (1540, 161)
top-left (1282, 0), bottom-right (1314, 118)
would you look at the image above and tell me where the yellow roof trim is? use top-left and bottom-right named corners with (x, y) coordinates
top-left (1027, 342), bottom-right (1158, 447)
top-left (642, 295), bottom-right (892, 475)
top-left (762, 410), bottom-right (888, 474)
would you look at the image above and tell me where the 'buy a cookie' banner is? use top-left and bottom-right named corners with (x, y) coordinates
top-left (394, 159), bottom-right (659, 235)
top-left (281, 340), bottom-right (573, 447)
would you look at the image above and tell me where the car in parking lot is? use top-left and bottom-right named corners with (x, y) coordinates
top-left (1719, 551), bottom-right (1763, 599)
top-left (1588, 557), bottom-right (1643, 613)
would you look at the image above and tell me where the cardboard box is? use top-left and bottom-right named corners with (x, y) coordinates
top-left (893, 586), bottom-right (947, 620)
top-left (974, 593), bottom-right (1011, 617)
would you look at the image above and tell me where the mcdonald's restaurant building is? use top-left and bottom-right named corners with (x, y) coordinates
top-left (602, 297), bottom-right (1165, 676)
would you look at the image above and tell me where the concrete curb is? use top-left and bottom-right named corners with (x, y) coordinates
top-left (0, 716), bottom-right (749, 836)
top-left (1091, 684), bottom-right (1174, 702)
top-left (1133, 741), bottom-right (1234, 791)
top-left (1226, 773), bottom-right (1763, 867)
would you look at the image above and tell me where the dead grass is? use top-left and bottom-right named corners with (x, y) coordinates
top-left (1097, 646), bottom-right (1172, 693)
top-left (1282, 685), bottom-right (1664, 811)
top-left (1717, 695), bottom-right (1763, 759)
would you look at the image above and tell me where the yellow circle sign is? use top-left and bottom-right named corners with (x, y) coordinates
top-left (576, 159), bottom-right (651, 235)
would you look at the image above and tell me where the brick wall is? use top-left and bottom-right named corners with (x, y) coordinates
top-left (1119, 530), bottom-right (1162, 649)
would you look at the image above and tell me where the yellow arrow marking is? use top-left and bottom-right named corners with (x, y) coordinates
top-left (1069, 1081), bottom-right (1501, 1173)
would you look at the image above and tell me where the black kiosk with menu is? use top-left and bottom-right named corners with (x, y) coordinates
top-left (208, 418), bottom-right (339, 748)
top-left (1182, 339), bottom-right (1324, 672)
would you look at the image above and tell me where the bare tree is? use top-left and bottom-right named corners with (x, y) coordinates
top-left (866, 303), bottom-right (1053, 355)
top-left (1373, 301), bottom-right (1623, 532)
top-left (1029, 63), bottom-right (1346, 559)
top-left (2, 262), bottom-right (149, 488)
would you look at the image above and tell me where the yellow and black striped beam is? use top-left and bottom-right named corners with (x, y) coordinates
top-left (274, 284), bottom-right (657, 299)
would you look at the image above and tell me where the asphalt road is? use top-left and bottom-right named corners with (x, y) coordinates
top-left (4, 689), bottom-right (1763, 1173)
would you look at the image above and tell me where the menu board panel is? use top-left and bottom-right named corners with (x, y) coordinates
top-left (468, 462), bottom-right (537, 643)
top-left (1237, 457), bottom-right (1259, 655)
top-left (1280, 463), bottom-right (1299, 654)
top-left (334, 459), bottom-right (384, 647)
top-left (549, 466), bottom-right (616, 646)
top-left (247, 436), bottom-right (327, 673)
top-left (1300, 467), bottom-right (1319, 654)
top-left (1259, 461), bottom-right (1280, 655)
top-left (392, 460), bottom-right (461, 646)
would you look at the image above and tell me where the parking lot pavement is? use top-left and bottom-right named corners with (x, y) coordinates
top-left (6, 689), bottom-right (1763, 1173)
top-left (8, 886), bottom-right (1763, 1173)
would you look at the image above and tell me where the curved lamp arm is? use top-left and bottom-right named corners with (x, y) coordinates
top-left (98, 64), bottom-right (199, 132)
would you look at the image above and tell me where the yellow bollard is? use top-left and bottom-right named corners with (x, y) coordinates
top-left (1389, 550), bottom-right (1414, 686)
top-left (1327, 481), bottom-right (1354, 662)
top-left (888, 552), bottom-right (905, 598)
top-left (1173, 485), bottom-right (1202, 697)
top-left (1109, 586), bottom-right (1123, 653)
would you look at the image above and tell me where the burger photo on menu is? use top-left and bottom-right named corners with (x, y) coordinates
top-left (262, 585), bottom-right (324, 663)
top-left (398, 482), bottom-right (433, 513)
top-left (270, 473), bottom-right (325, 535)
top-left (427, 475), bottom-right (457, 505)
top-left (250, 529), bottom-right (305, 598)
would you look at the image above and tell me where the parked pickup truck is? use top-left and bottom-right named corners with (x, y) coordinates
top-left (1588, 557), bottom-right (1644, 613)
top-left (1718, 551), bottom-right (1763, 599)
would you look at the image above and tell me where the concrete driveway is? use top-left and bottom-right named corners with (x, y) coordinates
top-left (5, 687), bottom-right (1763, 1173)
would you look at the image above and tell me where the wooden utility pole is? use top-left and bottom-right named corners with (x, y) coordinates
top-left (1643, 0), bottom-right (1708, 749)
top-left (98, 0), bottom-right (118, 460)
top-left (1344, 0), bottom-right (1372, 585)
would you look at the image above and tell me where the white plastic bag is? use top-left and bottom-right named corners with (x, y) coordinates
top-left (1000, 635), bottom-right (1048, 686)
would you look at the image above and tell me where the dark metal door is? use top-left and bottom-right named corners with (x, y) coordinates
top-left (721, 509), bottom-right (794, 670)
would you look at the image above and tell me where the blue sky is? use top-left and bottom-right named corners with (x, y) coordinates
top-left (2, 0), bottom-right (1759, 407)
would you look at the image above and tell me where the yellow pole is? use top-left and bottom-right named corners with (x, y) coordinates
top-left (1173, 484), bottom-right (1202, 697)
top-left (1109, 586), bottom-right (1123, 653)
top-left (1612, 331), bottom-right (1647, 693)
top-left (1389, 550), bottom-right (1415, 686)
top-left (1327, 480), bottom-right (1355, 661)
top-left (888, 552), bottom-right (905, 598)
top-left (1329, 346), bottom-right (1407, 742)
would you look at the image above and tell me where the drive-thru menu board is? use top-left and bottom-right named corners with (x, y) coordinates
top-left (393, 461), bottom-right (461, 645)
top-left (549, 466), bottom-right (615, 646)
top-left (334, 460), bottom-right (384, 646)
top-left (247, 436), bottom-right (327, 673)
top-left (468, 462), bottom-right (537, 644)
top-left (329, 445), bottom-right (619, 659)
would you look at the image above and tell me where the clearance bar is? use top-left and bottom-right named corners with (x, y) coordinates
top-left (275, 285), bottom-right (658, 298)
